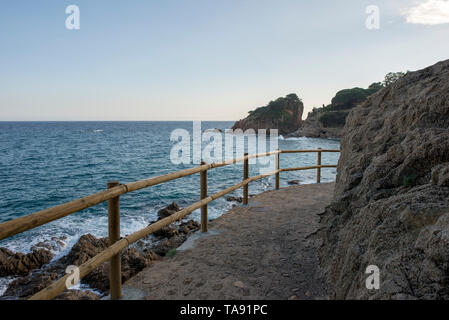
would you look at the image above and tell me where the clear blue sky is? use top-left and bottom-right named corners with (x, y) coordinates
top-left (1, 0), bottom-right (448, 121)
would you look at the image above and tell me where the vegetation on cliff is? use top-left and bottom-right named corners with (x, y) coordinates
top-left (289, 72), bottom-right (405, 138)
top-left (232, 94), bottom-right (304, 135)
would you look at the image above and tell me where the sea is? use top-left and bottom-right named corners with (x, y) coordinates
top-left (0, 121), bottom-right (340, 294)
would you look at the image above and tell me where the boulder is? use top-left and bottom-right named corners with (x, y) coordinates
top-left (3, 271), bottom-right (59, 298)
top-left (157, 202), bottom-right (181, 220)
top-left (320, 59), bottom-right (449, 299)
top-left (0, 247), bottom-right (53, 277)
top-left (226, 196), bottom-right (243, 203)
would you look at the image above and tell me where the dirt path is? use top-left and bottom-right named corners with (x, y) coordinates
top-left (123, 183), bottom-right (335, 300)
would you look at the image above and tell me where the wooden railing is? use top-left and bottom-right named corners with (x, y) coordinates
top-left (0, 148), bottom-right (340, 300)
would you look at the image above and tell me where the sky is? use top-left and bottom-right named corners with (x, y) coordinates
top-left (0, 0), bottom-right (448, 121)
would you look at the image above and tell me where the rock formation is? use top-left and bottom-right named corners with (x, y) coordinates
top-left (232, 94), bottom-right (304, 135)
top-left (320, 59), bottom-right (449, 299)
top-left (288, 84), bottom-right (383, 139)
top-left (0, 247), bottom-right (53, 277)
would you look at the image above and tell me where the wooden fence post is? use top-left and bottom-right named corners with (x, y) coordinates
top-left (275, 150), bottom-right (280, 190)
top-left (107, 181), bottom-right (122, 300)
top-left (243, 153), bottom-right (249, 205)
top-left (200, 162), bottom-right (208, 233)
top-left (317, 148), bottom-right (322, 184)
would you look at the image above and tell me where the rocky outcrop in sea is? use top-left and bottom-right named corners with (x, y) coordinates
top-left (320, 59), bottom-right (449, 299)
top-left (232, 94), bottom-right (304, 135)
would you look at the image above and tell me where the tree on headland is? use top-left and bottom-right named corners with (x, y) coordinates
top-left (383, 72), bottom-right (406, 87)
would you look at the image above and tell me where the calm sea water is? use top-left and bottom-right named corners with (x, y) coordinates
top-left (0, 121), bottom-right (339, 293)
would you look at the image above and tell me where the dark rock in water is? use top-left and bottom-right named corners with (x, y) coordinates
top-left (153, 226), bottom-right (179, 239)
top-left (59, 234), bottom-right (159, 294)
top-left (31, 236), bottom-right (67, 252)
top-left (232, 94), bottom-right (304, 135)
top-left (4, 271), bottom-right (59, 298)
top-left (55, 290), bottom-right (99, 300)
top-left (288, 180), bottom-right (300, 185)
top-left (320, 59), bottom-right (449, 299)
top-left (157, 202), bottom-right (181, 220)
top-left (59, 234), bottom-right (108, 267)
top-left (80, 247), bottom-right (155, 293)
top-left (0, 247), bottom-right (53, 277)
top-left (226, 196), bottom-right (243, 203)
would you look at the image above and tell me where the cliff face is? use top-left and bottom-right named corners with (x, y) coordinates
top-left (232, 94), bottom-right (304, 135)
top-left (288, 86), bottom-right (382, 139)
top-left (320, 59), bottom-right (449, 299)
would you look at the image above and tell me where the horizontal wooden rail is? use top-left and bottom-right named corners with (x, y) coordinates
top-left (0, 148), bottom-right (340, 300)
top-left (280, 165), bottom-right (337, 172)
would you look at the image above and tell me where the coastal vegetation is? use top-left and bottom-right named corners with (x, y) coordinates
top-left (290, 71), bottom-right (405, 139)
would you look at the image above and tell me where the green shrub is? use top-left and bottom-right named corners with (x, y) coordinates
top-left (318, 111), bottom-right (349, 127)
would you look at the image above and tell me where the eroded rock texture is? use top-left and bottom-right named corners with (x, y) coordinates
top-left (320, 59), bottom-right (449, 299)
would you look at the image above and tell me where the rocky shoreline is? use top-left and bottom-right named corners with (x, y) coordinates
top-left (0, 202), bottom-right (200, 300)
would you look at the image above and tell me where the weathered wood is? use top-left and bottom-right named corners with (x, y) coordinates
top-left (317, 148), bottom-right (322, 184)
top-left (200, 162), bottom-right (208, 233)
top-left (107, 181), bottom-right (122, 300)
top-left (243, 153), bottom-right (249, 205)
top-left (276, 150), bottom-right (280, 190)
top-left (281, 165), bottom-right (336, 172)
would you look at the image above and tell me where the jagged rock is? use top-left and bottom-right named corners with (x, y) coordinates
top-left (55, 290), bottom-right (99, 300)
top-left (59, 234), bottom-right (108, 266)
top-left (288, 180), bottom-right (301, 185)
top-left (31, 236), bottom-right (67, 252)
top-left (59, 234), bottom-right (158, 293)
top-left (232, 94), bottom-right (304, 135)
top-left (0, 247), bottom-right (53, 277)
top-left (320, 59), bottom-right (449, 299)
top-left (3, 271), bottom-right (59, 298)
top-left (153, 226), bottom-right (179, 238)
top-left (157, 202), bottom-right (181, 220)
top-left (178, 220), bottom-right (200, 235)
top-left (151, 235), bottom-right (188, 256)
top-left (226, 196), bottom-right (243, 203)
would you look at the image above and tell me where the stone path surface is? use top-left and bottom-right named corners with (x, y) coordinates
top-left (123, 183), bottom-right (335, 300)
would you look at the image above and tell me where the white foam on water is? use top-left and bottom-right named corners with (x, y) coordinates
top-left (0, 277), bottom-right (15, 297)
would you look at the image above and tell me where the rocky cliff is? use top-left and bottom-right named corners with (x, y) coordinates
top-left (232, 94), bottom-right (303, 135)
top-left (320, 59), bottom-right (449, 299)
top-left (288, 85), bottom-right (383, 139)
